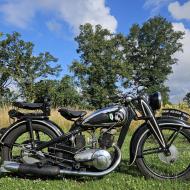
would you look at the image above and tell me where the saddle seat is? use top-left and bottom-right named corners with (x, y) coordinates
top-left (58, 108), bottom-right (87, 120)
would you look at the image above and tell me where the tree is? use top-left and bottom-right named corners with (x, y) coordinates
top-left (0, 73), bottom-right (10, 96)
top-left (70, 24), bottom-right (130, 108)
top-left (183, 92), bottom-right (190, 107)
top-left (0, 32), bottom-right (61, 102)
top-left (34, 80), bottom-right (59, 107)
top-left (0, 32), bottom-right (10, 100)
top-left (57, 75), bottom-right (81, 107)
top-left (124, 16), bottom-right (184, 104)
top-left (0, 88), bottom-right (18, 106)
top-left (34, 76), bottom-right (81, 108)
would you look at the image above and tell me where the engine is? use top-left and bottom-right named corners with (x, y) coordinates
top-left (74, 149), bottom-right (112, 170)
top-left (48, 127), bottom-right (117, 171)
top-left (98, 128), bottom-right (116, 148)
top-left (73, 128), bottom-right (117, 170)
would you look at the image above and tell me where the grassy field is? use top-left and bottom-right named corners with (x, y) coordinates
top-left (0, 106), bottom-right (190, 190)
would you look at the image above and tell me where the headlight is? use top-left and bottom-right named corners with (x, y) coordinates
top-left (148, 92), bottom-right (162, 111)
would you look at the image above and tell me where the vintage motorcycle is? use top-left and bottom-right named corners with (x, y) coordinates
top-left (0, 92), bottom-right (190, 180)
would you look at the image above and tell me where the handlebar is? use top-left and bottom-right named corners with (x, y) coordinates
top-left (108, 93), bottom-right (138, 104)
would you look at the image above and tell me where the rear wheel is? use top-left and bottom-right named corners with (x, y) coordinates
top-left (136, 126), bottom-right (190, 180)
top-left (1, 124), bottom-right (58, 163)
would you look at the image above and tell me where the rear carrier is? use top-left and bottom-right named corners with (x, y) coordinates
top-left (161, 108), bottom-right (190, 122)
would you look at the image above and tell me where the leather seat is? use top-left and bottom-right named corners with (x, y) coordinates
top-left (58, 108), bottom-right (87, 120)
top-left (13, 102), bottom-right (43, 110)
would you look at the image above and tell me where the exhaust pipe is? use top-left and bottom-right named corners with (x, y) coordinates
top-left (2, 145), bottom-right (121, 177)
top-left (2, 161), bottom-right (60, 176)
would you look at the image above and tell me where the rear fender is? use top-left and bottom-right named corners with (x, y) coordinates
top-left (129, 117), bottom-right (190, 165)
top-left (0, 119), bottom-right (63, 143)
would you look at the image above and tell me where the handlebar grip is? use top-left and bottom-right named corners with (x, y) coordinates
top-left (108, 94), bottom-right (123, 99)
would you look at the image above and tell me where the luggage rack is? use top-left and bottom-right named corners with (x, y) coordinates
top-left (9, 97), bottom-right (51, 120)
top-left (8, 109), bottom-right (49, 120)
top-left (161, 108), bottom-right (190, 122)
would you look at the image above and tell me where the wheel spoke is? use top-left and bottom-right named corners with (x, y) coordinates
top-left (12, 143), bottom-right (25, 148)
top-left (143, 147), bottom-right (162, 155)
top-left (35, 130), bottom-right (40, 141)
top-left (167, 128), bottom-right (183, 146)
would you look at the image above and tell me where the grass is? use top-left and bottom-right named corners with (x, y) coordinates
top-left (0, 106), bottom-right (190, 190)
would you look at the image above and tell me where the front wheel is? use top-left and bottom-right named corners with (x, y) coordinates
top-left (136, 125), bottom-right (190, 180)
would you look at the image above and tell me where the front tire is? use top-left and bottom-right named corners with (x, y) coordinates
top-left (136, 125), bottom-right (190, 180)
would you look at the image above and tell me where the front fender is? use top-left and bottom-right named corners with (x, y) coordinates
top-left (129, 117), bottom-right (190, 165)
top-left (157, 116), bottom-right (190, 129)
top-left (0, 119), bottom-right (63, 143)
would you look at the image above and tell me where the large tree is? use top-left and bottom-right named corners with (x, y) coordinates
top-left (70, 24), bottom-right (130, 108)
top-left (125, 16), bottom-right (184, 104)
top-left (0, 32), bottom-right (61, 101)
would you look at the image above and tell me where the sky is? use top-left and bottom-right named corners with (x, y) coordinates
top-left (0, 0), bottom-right (189, 103)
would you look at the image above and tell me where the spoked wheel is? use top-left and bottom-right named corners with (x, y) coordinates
top-left (136, 126), bottom-right (190, 180)
top-left (1, 124), bottom-right (58, 163)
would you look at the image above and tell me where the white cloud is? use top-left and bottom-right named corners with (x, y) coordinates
top-left (168, 1), bottom-right (190, 20)
top-left (166, 22), bottom-right (190, 103)
top-left (46, 20), bottom-right (62, 33)
top-left (144, 0), bottom-right (174, 14)
top-left (0, 0), bottom-right (36, 28)
top-left (0, 0), bottom-right (117, 33)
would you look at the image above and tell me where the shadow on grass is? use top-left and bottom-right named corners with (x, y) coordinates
top-left (116, 159), bottom-right (142, 177)
top-left (3, 159), bottom-right (141, 182)
top-left (4, 172), bottom-right (102, 182)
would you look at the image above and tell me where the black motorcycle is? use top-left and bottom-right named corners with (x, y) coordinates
top-left (0, 92), bottom-right (190, 180)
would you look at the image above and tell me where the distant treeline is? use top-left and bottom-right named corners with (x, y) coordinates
top-left (0, 16), bottom-right (188, 108)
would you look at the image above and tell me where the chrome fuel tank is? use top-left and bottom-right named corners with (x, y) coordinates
top-left (82, 105), bottom-right (128, 127)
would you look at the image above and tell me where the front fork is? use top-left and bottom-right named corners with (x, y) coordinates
top-left (147, 116), bottom-right (167, 149)
top-left (139, 99), bottom-right (169, 151)
top-left (147, 116), bottom-right (186, 157)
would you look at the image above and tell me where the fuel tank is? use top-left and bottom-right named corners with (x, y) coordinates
top-left (82, 105), bottom-right (128, 127)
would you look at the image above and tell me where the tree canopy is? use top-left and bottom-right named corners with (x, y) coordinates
top-left (0, 16), bottom-right (185, 108)
top-left (70, 24), bottom-right (131, 108)
top-left (125, 16), bottom-right (184, 104)
top-left (71, 16), bottom-right (184, 107)
top-left (34, 76), bottom-right (81, 108)
top-left (183, 92), bottom-right (190, 107)
top-left (0, 32), bottom-right (61, 102)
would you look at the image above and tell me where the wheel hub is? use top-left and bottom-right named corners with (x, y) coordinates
top-left (158, 145), bottom-right (178, 164)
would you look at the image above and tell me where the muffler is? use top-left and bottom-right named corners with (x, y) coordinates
top-left (1, 144), bottom-right (121, 177)
top-left (2, 161), bottom-right (60, 176)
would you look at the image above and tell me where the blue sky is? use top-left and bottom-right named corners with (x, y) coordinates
top-left (0, 0), bottom-right (189, 103)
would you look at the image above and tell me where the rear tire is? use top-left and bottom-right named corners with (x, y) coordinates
top-left (136, 125), bottom-right (190, 180)
top-left (1, 124), bottom-right (58, 162)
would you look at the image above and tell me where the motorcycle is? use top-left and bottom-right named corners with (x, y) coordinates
top-left (0, 92), bottom-right (190, 180)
